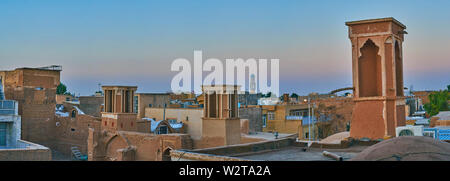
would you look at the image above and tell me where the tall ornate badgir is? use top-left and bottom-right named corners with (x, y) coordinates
top-left (346, 18), bottom-right (407, 139)
top-left (101, 86), bottom-right (138, 132)
top-left (201, 85), bottom-right (241, 147)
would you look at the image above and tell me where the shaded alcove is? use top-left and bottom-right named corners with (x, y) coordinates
top-left (162, 148), bottom-right (172, 161)
top-left (358, 39), bottom-right (382, 97)
top-left (395, 41), bottom-right (404, 96)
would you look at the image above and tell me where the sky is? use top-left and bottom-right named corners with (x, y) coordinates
top-left (0, 0), bottom-right (449, 96)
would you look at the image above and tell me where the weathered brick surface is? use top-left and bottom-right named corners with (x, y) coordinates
top-left (1, 68), bottom-right (59, 146)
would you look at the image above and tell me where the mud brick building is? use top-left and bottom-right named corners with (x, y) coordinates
top-left (0, 66), bottom-right (61, 145)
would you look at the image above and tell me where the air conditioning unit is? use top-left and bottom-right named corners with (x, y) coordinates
top-left (396, 125), bottom-right (424, 137)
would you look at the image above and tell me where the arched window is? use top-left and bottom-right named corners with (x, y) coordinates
top-left (162, 148), bottom-right (172, 161)
top-left (399, 129), bottom-right (414, 136)
top-left (358, 39), bottom-right (382, 97)
top-left (71, 110), bottom-right (76, 118)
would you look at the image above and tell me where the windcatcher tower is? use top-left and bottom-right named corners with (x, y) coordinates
top-left (101, 86), bottom-right (137, 132)
top-left (346, 17), bottom-right (407, 139)
top-left (201, 85), bottom-right (241, 146)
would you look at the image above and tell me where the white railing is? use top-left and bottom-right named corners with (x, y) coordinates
top-left (285, 116), bottom-right (303, 120)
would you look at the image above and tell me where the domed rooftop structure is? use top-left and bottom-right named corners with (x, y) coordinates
top-left (351, 136), bottom-right (450, 161)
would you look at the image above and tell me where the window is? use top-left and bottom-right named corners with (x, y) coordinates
top-left (268, 112), bottom-right (275, 120)
top-left (262, 115), bottom-right (267, 128)
top-left (71, 110), bottom-right (76, 118)
top-left (168, 119), bottom-right (177, 124)
top-left (134, 95), bottom-right (138, 113)
top-left (125, 90), bottom-right (130, 113)
top-left (158, 125), bottom-right (168, 134)
top-left (0, 123), bottom-right (6, 146)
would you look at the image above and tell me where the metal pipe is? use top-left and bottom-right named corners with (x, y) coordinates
top-left (323, 151), bottom-right (343, 161)
top-left (312, 103), bottom-right (315, 140)
top-left (163, 103), bottom-right (167, 120)
top-left (308, 98), bottom-right (311, 141)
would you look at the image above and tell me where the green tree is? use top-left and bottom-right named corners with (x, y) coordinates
top-left (56, 83), bottom-right (67, 95)
top-left (424, 89), bottom-right (449, 117)
top-left (263, 92), bottom-right (272, 98)
top-left (290, 93), bottom-right (299, 98)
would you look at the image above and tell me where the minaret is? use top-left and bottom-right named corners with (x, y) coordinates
top-left (346, 17), bottom-right (407, 139)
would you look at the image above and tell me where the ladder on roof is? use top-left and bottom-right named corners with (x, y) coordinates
top-left (71, 147), bottom-right (88, 161)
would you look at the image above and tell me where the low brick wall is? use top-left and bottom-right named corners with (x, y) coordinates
top-left (171, 137), bottom-right (296, 161)
top-left (193, 137), bottom-right (295, 156)
top-left (0, 140), bottom-right (51, 161)
top-left (170, 150), bottom-right (250, 161)
top-left (296, 137), bottom-right (381, 149)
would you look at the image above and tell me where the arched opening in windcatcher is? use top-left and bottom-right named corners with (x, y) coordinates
top-left (358, 39), bottom-right (382, 97)
top-left (395, 41), bottom-right (404, 96)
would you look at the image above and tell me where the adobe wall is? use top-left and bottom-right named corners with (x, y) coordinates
top-left (88, 129), bottom-right (193, 161)
top-left (350, 99), bottom-right (386, 139)
top-left (79, 96), bottom-right (103, 117)
top-left (1, 69), bottom-right (59, 145)
top-left (136, 93), bottom-right (170, 119)
top-left (101, 113), bottom-right (138, 132)
top-left (56, 94), bottom-right (74, 104)
top-left (0, 140), bottom-right (52, 161)
top-left (145, 107), bottom-right (203, 140)
top-left (174, 137), bottom-right (295, 161)
top-left (239, 107), bottom-right (263, 133)
top-left (313, 97), bottom-right (354, 137)
top-left (265, 119), bottom-right (302, 135)
top-left (0, 148), bottom-right (51, 161)
top-left (52, 113), bottom-right (101, 156)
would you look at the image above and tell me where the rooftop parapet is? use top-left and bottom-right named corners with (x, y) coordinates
top-left (0, 100), bottom-right (18, 115)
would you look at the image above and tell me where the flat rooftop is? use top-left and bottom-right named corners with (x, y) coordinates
top-left (345, 17), bottom-right (406, 29)
top-left (236, 146), bottom-right (368, 161)
top-left (244, 132), bottom-right (295, 141)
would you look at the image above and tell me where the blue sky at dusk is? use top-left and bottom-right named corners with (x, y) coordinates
top-left (0, 0), bottom-right (449, 96)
